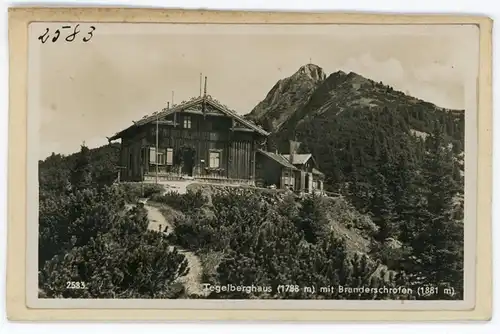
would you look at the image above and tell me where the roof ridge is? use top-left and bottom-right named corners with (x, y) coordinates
top-left (204, 97), bottom-right (269, 136)
top-left (110, 94), bottom-right (270, 140)
top-left (136, 96), bottom-right (203, 126)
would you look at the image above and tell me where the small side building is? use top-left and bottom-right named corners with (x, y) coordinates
top-left (255, 141), bottom-right (324, 194)
top-left (287, 152), bottom-right (324, 194)
top-left (255, 149), bottom-right (298, 190)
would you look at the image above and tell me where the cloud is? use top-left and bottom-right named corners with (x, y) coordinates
top-left (337, 53), bottom-right (463, 109)
top-left (340, 54), bottom-right (406, 83)
top-left (412, 61), bottom-right (462, 84)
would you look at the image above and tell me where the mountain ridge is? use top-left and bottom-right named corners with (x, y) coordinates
top-left (246, 64), bottom-right (463, 137)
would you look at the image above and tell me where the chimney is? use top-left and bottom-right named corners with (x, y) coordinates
top-left (289, 140), bottom-right (300, 164)
top-left (204, 76), bottom-right (208, 96)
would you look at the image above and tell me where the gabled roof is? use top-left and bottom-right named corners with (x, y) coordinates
top-left (280, 153), bottom-right (314, 166)
top-left (257, 149), bottom-right (298, 170)
top-left (259, 150), bottom-right (325, 175)
top-left (288, 154), bottom-right (313, 165)
top-left (109, 95), bottom-right (269, 140)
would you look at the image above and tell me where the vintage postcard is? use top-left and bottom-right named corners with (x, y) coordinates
top-left (7, 8), bottom-right (492, 321)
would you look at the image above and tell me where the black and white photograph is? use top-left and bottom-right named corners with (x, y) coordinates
top-left (24, 19), bottom-right (481, 310)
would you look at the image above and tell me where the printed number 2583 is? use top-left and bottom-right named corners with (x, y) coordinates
top-left (66, 281), bottom-right (86, 289)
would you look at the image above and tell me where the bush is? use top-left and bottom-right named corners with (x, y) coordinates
top-left (150, 190), bottom-right (206, 213)
top-left (38, 185), bottom-right (126, 268)
top-left (200, 251), bottom-right (225, 283)
top-left (114, 182), bottom-right (165, 203)
top-left (38, 145), bottom-right (190, 299)
top-left (170, 188), bottom-right (406, 300)
top-left (39, 206), bottom-right (189, 298)
top-left (324, 197), bottom-right (379, 238)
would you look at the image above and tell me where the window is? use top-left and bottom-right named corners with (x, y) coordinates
top-left (149, 147), bottom-right (157, 164)
top-left (149, 147), bottom-right (170, 165)
top-left (183, 116), bottom-right (192, 129)
top-left (156, 152), bottom-right (165, 165)
top-left (209, 151), bottom-right (220, 168)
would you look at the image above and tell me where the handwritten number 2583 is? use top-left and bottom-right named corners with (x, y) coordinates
top-left (38, 25), bottom-right (96, 44)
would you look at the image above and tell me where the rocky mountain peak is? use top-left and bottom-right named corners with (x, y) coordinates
top-left (245, 64), bottom-right (327, 131)
top-left (292, 63), bottom-right (327, 82)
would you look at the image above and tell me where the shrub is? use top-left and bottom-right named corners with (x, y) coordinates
top-left (369, 239), bottom-right (412, 271)
top-left (324, 197), bottom-right (379, 238)
top-left (200, 251), bottom-right (225, 284)
top-left (39, 208), bottom-right (189, 298)
top-left (150, 190), bottom-right (206, 213)
top-left (38, 185), bottom-right (126, 268)
top-left (170, 188), bottom-right (405, 300)
top-left (114, 182), bottom-right (165, 203)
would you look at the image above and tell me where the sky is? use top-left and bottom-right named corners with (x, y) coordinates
top-left (30, 23), bottom-right (479, 159)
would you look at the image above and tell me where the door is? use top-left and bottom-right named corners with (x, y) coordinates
top-left (181, 147), bottom-right (195, 176)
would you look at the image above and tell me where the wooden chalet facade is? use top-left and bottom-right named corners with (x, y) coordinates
top-left (108, 93), bottom-right (269, 184)
top-left (109, 83), bottom-right (324, 193)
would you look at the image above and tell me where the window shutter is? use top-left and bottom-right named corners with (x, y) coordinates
top-left (209, 151), bottom-right (220, 168)
top-left (166, 148), bottom-right (173, 166)
top-left (149, 147), bottom-right (156, 163)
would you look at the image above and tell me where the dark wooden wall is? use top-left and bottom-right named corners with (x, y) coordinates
top-left (119, 112), bottom-right (260, 181)
top-left (255, 154), bottom-right (282, 187)
top-left (120, 129), bottom-right (147, 181)
top-left (228, 132), bottom-right (254, 180)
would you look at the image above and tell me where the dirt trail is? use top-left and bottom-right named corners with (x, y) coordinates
top-left (144, 203), bottom-right (207, 296)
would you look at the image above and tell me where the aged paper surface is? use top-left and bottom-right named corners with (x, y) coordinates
top-left (7, 7), bottom-right (492, 321)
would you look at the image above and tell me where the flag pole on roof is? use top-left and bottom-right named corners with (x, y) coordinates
top-left (202, 76), bottom-right (208, 115)
top-left (172, 91), bottom-right (176, 127)
top-left (199, 72), bottom-right (202, 97)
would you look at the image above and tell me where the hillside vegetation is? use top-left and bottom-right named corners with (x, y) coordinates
top-left (39, 143), bottom-right (120, 196)
top-left (38, 145), bottom-right (188, 298)
top-left (149, 185), bottom-right (408, 299)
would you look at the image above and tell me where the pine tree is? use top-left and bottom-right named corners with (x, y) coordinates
top-left (406, 125), bottom-right (463, 298)
top-left (369, 171), bottom-right (397, 242)
top-left (296, 194), bottom-right (329, 243)
top-left (70, 144), bottom-right (92, 191)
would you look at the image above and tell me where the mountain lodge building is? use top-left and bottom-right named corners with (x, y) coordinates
top-left (108, 77), bottom-right (324, 194)
top-left (255, 141), bottom-right (324, 193)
